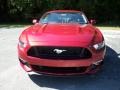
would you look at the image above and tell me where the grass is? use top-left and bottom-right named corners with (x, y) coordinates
top-left (0, 23), bottom-right (120, 30)
top-left (0, 23), bottom-right (31, 28)
top-left (96, 23), bottom-right (120, 30)
top-left (97, 26), bottom-right (120, 30)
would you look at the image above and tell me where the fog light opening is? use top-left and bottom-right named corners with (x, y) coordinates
top-left (90, 60), bottom-right (103, 71)
top-left (93, 60), bottom-right (103, 65)
top-left (90, 64), bottom-right (98, 71)
top-left (19, 58), bottom-right (30, 67)
top-left (19, 58), bottom-right (32, 71)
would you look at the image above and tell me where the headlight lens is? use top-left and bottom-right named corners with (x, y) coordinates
top-left (93, 41), bottom-right (105, 50)
top-left (19, 40), bottom-right (26, 48)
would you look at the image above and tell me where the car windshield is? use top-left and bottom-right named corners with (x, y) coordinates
top-left (40, 12), bottom-right (88, 24)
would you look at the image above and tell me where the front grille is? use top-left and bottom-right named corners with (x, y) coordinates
top-left (32, 65), bottom-right (87, 74)
top-left (27, 46), bottom-right (92, 60)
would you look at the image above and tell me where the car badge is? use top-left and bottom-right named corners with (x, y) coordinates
top-left (53, 49), bottom-right (67, 54)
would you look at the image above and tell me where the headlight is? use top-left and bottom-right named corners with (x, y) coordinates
top-left (93, 41), bottom-right (105, 50)
top-left (18, 40), bottom-right (26, 48)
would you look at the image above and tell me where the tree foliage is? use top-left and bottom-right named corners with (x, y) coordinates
top-left (0, 0), bottom-right (120, 24)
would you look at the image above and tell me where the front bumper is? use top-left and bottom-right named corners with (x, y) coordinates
top-left (18, 42), bottom-right (106, 75)
top-left (19, 58), bottom-right (103, 75)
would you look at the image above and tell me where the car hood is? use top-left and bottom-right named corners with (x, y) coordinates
top-left (26, 23), bottom-right (96, 45)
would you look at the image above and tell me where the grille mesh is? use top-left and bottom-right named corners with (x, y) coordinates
top-left (27, 46), bottom-right (92, 60)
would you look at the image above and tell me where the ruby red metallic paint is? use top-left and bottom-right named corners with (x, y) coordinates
top-left (18, 10), bottom-right (106, 75)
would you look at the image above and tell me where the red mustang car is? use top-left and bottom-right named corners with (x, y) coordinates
top-left (18, 10), bottom-right (106, 75)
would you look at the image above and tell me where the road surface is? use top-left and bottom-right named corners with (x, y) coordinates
top-left (0, 26), bottom-right (120, 90)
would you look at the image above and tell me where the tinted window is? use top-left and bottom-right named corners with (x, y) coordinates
top-left (40, 12), bottom-right (88, 24)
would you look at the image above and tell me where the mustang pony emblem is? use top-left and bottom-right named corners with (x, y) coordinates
top-left (53, 49), bottom-right (67, 54)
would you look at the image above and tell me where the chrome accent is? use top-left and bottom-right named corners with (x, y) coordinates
top-left (53, 49), bottom-right (67, 54)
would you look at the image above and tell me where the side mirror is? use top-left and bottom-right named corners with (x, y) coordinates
top-left (89, 19), bottom-right (96, 25)
top-left (32, 19), bottom-right (37, 24)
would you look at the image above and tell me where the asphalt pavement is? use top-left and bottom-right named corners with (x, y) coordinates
top-left (0, 26), bottom-right (120, 90)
